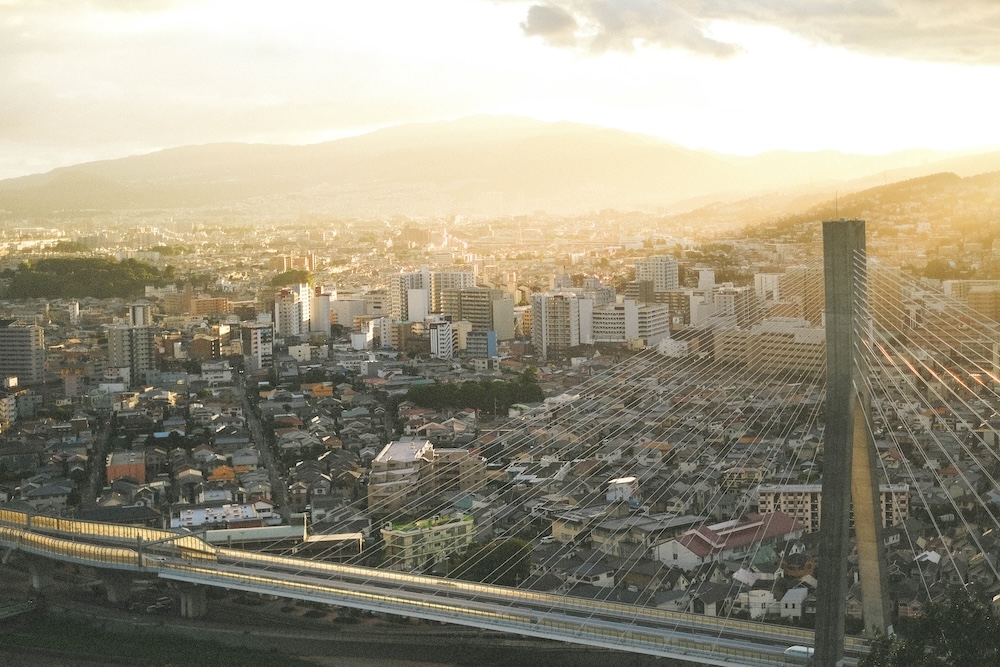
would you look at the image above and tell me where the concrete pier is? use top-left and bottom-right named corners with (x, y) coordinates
top-left (814, 220), bottom-right (890, 667)
top-left (179, 584), bottom-right (208, 618)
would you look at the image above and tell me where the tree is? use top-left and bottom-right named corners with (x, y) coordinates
top-left (448, 538), bottom-right (531, 586)
top-left (861, 589), bottom-right (1000, 667)
top-left (2, 256), bottom-right (168, 299)
top-left (270, 269), bottom-right (313, 287)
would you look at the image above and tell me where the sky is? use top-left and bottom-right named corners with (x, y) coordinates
top-left (2, 0), bottom-right (1000, 180)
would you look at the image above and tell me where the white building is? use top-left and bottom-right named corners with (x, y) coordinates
top-left (310, 289), bottom-right (332, 335)
top-left (332, 298), bottom-right (366, 329)
top-left (635, 255), bottom-right (679, 292)
top-left (273, 289), bottom-right (302, 337)
top-left (531, 291), bottom-right (584, 360)
top-left (389, 268), bottom-right (474, 320)
top-left (429, 320), bottom-right (454, 359)
top-left (129, 301), bottom-right (152, 327)
top-left (381, 514), bottom-right (475, 571)
top-left (757, 483), bottom-right (909, 532)
top-left (654, 512), bottom-right (803, 570)
top-left (241, 322), bottom-right (274, 373)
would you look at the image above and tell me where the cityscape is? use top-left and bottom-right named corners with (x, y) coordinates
top-left (3, 2), bottom-right (1000, 667)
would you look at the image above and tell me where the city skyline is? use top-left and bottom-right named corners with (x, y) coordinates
top-left (3, 0), bottom-right (1000, 180)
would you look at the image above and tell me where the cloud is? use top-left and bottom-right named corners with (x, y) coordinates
top-left (509, 0), bottom-right (1000, 64)
top-left (514, 0), bottom-right (739, 56)
top-left (521, 4), bottom-right (577, 35)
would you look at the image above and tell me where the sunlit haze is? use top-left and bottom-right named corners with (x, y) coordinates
top-left (3, 0), bottom-right (1000, 179)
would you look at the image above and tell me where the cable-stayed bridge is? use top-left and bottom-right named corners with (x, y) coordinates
top-left (6, 221), bottom-right (1000, 666)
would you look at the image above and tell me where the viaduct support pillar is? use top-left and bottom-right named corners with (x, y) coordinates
top-left (103, 572), bottom-right (133, 606)
top-left (179, 584), bottom-right (207, 619)
top-left (814, 220), bottom-right (891, 667)
top-left (26, 556), bottom-right (54, 592)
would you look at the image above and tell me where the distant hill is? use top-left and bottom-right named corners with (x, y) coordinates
top-left (2, 116), bottom-right (1000, 217)
top-left (672, 170), bottom-right (1000, 241)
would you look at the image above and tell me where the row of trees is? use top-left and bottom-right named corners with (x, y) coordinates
top-left (3, 257), bottom-right (173, 299)
top-left (404, 370), bottom-right (543, 416)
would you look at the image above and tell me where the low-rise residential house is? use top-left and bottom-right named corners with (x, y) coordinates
top-left (230, 447), bottom-right (261, 471)
top-left (21, 478), bottom-right (75, 513)
top-left (654, 512), bottom-right (804, 570)
top-left (591, 513), bottom-right (705, 559)
top-left (740, 588), bottom-right (778, 620)
top-left (779, 587), bottom-right (809, 620)
top-left (277, 430), bottom-right (323, 454)
top-left (213, 425), bottom-right (252, 451)
top-left (551, 504), bottom-right (621, 544)
top-left (688, 582), bottom-right (739, 617)
top-left (565, 562), bottom-right (616, 588)
top-left (636, 440), bottom-right (674, 467)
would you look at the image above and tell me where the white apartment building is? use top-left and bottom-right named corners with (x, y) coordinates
top-left (532, 291), bottom-right (583, 360)
top-left (389, 269), bottom-right (474, 320)
top-left (381, 514), bottom-right (475, 571)
top-left (310, 289), bottom-right (332, 335)
top-left (635, 255), bottom-right (679, 293)
top-left (429, 320), bottom-right (454, 360)
top-left (241, 322), bottom-right (274, 373)
top-left (273, 289), bottom-right (302, 337)
top-left (591, 300), bottom-right (670, 346)
top-left (757, 483), bottom-right (910, 533)
top-left (714, 317), bottom-right (826, 374)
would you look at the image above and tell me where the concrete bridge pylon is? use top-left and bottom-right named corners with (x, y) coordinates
top-left (814, 219), bottom-right (892, 667)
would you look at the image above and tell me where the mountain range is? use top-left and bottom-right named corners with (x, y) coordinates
top-left (1, 116), bottom-right (999, 217)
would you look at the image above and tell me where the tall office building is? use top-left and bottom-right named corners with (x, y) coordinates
top-left (466, 330), bottom-right (498, 358)
top-left (591, 301), bottom-right (671, 346)
top-left (107, 324), bottom-right (156, 386)
top-left (241, 323), bottom-right (274, 373)
top-left (624, 280), bottom-right (657, 305)
top-left (635, 255), bottom-right (679, 293)
top-left (0, 320), bottom-right (45, 385)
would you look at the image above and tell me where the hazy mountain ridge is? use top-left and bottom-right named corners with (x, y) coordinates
top-left (735, 171), bottom-right (1000, 239)
top-left (1, 116), bottom-right (999, 217)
